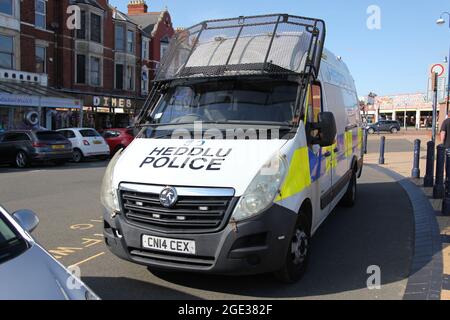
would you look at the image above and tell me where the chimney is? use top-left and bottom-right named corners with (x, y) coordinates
top-left (128, 0), bottom-right (148, 15)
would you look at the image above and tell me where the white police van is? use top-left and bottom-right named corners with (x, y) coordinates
top-left (101, 14), bottom-right (363, 282)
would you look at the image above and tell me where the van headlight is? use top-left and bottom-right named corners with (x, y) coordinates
top-left (100, 150), bottom-right (122, 213)
top-left (231, 154), bottom-right (288, 222)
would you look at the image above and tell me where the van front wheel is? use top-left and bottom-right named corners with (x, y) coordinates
top-left (274, 216), bottom-right (310, 283)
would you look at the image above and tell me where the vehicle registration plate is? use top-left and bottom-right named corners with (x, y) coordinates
top-left (142, 235), bottom-right (196, 255)
top-left (52, 145), bottom-right (65, 150)
top-left (93, 140), bottom-right (102, 144)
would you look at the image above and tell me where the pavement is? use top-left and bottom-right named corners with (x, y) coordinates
top-left (0, 150), bottom-right (417, 299)
top-left (365, 133), bottom-right (450, 300)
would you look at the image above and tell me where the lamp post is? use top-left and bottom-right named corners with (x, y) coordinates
top-left (368, 92), bottom-right (377, 123)
top-left (437, 12), bottom-right (450, 116)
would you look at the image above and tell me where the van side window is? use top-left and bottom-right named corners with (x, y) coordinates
top-left (306, 83), bottom-right (322, 141)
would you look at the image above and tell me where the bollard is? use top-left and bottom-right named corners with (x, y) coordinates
top-left (423, 140), bottom-right (435, 187)
top-left (433, 144), bottom-right (445, 198)
top-left (378, 136), bottom-right (385, 165)
top-left (411, 139), bottom-right (421, 178)
top-left (442, 150), bottom-right (450, 215)
top-left (363, 128), bottom-right (368, 154)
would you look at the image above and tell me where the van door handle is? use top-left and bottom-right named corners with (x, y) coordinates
top-left (323, 151), bottom-right (332, 157)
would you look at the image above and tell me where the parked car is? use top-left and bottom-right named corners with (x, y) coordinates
top-left (0, 205), bottom-right (99, 300)
top-left (57, 128), bottom-right (110, 163)
top-left (366, 120), bottom-right (401, 134)
top-left (101, 128), bottom-right (135, 155)
top-left (0, 130), bottom-right (72, 168)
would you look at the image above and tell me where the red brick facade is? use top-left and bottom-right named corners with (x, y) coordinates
top-left (16, 0), bottom-right (174, 98)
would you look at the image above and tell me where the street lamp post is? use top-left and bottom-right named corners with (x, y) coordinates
top-left (436, 12), bottom-right (450, 116)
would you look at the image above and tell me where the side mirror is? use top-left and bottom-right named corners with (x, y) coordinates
top-left (312, 112), bottom-right (337, 147)
top-left (12, 209), bottom-right (39, 233)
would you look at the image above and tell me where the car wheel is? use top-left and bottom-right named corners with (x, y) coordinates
top-left (15, 151), bottom-right (29, 168)
top-left (368, 128), bottom-right (375, 134)
top-left (72, 149), bottom-right (83, 163)
top-left (390, 127), bottom-right (398, 134)
top-left (340, 170), bottom-right (357, 207)
top-left (274, 215), bottom-right (310, 283)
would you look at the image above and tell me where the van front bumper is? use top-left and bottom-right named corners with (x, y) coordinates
top-left (103, 203), bottom-right (298, 275)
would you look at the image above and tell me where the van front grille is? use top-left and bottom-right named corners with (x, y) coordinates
top-left (120, 189), bottom-right (235, 233)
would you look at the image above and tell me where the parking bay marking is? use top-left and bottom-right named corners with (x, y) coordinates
top-left (69, 252), bottom-right (106, 268)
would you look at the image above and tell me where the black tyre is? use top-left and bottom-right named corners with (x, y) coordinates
top-left (274, 215), bottom-right (310, 283)
top-left (367, 128), bottom-right (375, 134)
top-left (340, 170), bottom-right (357, 207)
top-left (390, 127), bottom-right (398, 134)
top-left (15, 151), bottom-right (29, 168)
top-left (72, 149), bottom-right (83, 163)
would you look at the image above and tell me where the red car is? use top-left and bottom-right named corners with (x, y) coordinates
top-left (101, 128), bottom-right (135, 155)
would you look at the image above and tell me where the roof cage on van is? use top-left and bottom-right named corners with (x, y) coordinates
top-left (155, 13), bottom-right (326, 81)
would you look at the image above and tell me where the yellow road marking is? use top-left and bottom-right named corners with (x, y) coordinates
top-left (82, 237), bottom-right (103, 248)
top-left (443, 244), bottom-right (450, 275)
top-left (69, 252), bottom-right (105, 268)
top-left (70, 224), bottom-right (94, 230)
top-left (90, 219), bottom-right (102, 223)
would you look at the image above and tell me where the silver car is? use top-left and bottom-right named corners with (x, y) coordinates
top-left (0, 205), bottom-right (99, 300)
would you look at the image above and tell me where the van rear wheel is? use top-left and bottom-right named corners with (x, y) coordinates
top-left (274, 215), bottom-right (310, 283)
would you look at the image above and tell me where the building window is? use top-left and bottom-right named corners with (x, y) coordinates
top-left (141, 69), bottom-right (148, 95)
top-left (142, 39), bottom-right (149, 60)
top-left (90, 13), bottom-right (102, 43)
top-left (90, 56), bottom-right (101, 86)
top-left (35, 46), bottom-right (46, 73)
top-left (0, 34), bottom-right (14, 69)
top-left (126, 65), bottom-right (134, 91)
top-left (0, 0), bottom-right (13, 16)
top-left (115, 24), bottom-right (124, 51)
top-left (115, 64), bottom-right (123, 90)
top-left (35, 0), bottom-right (46, 29)
top-left (127, 30), bottom-right (134, 53)
top-left (160, 37), bottom-right (169, 60)
top-left (76, 11), bottom-right (86, 39)
top-left (76, 54), bottom-right (86, 84)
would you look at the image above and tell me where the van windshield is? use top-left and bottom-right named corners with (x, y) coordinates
top-left (149, 79), bottom-right (298, 126)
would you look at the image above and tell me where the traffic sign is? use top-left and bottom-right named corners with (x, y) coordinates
top-left (427, 62), bottom-right (448, 102)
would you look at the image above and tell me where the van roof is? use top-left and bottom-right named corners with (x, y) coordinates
top-left (155, 13), bottom-right (326, 81)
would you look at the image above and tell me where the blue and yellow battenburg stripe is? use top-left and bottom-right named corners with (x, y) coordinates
top-left (276, 83), bottom-right (361, 202)
top-left (276, 147), bottom-right (312, 201)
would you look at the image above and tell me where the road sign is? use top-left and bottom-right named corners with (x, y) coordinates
top-left (427, 63), bottom-right (448, 102)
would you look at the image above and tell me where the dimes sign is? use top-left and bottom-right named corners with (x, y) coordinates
top-left (92, 96), bottom-right (132, 108)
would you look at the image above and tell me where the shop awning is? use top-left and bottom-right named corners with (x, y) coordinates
top-left (0, 82), bottom-right (82, 109)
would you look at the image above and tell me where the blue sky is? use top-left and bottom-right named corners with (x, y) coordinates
top-left (111, 0), bottom-right (450, 97)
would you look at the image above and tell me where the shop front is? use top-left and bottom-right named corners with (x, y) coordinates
top-left (79, 94), bottom-right (145, 130)
top-left (0, 84), bottom-right (82, 132)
